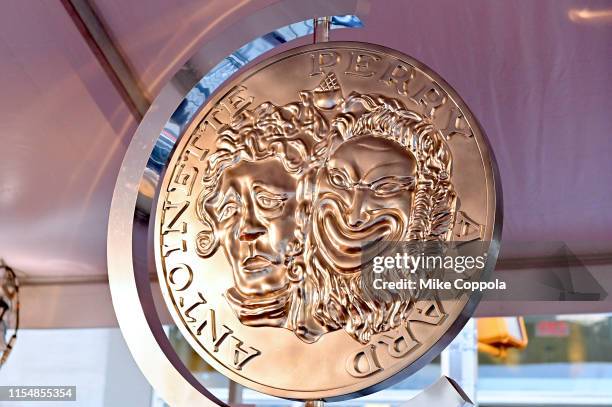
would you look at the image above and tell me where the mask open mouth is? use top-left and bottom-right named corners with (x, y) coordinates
top-left (313, 197), bottom-right (404, 272)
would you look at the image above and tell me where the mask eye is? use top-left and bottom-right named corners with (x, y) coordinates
top-left (373, 182), bottom-right (401, 195)
top-left (328, 168), bottom-right (351, 189)
top-left (218, 202), bottom-right (238, 221)
top-left (371, 177), bottom-right (415, 197)
top-left (256, 192), bottom-right (285, 210)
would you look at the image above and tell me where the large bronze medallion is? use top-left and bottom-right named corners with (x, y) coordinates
top-left (154, 42), bottom-right (500, 400)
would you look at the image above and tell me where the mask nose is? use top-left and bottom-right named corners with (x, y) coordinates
top-left (239, 201), bottom-right (265, 241)
top-left (348, 188), bottom-right (369, 227)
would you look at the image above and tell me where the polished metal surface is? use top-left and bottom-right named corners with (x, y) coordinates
top-left (153, 42), bottom-right (500, 400)
top-left (107, 1), bottom-right (368, 406)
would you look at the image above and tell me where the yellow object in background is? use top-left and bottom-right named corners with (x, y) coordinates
top-left (477, 317), bottom-right (528, 358)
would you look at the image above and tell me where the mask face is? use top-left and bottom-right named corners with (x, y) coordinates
top-left (207, 158), bottom-right (299, 304)
top-left (312, 135), bottom-right (416, 274)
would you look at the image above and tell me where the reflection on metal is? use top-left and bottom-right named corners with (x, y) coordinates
top-left (60, 0), bottom-right (150, 119)
top-left (154, 41), bottom-right (500, 400)
top-left (108, 1), bottom-right (368, 406)
top-left (0, 261), bottom-right (19, 367)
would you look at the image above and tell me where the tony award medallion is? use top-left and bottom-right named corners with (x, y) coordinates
top-left (153, 42), bottom-right (500, 401)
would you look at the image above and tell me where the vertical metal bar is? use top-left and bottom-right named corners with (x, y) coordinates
top-left (59, 0), bottom-right (150, 120)
top-left (227, 381), bottom-right (243, 406)
top-left (313, 17), bottom-right (331, 43)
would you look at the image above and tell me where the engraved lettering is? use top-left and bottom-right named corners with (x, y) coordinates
top-left (441, 107), bottom-right (472, 139)
top-left (162, 200), bottom-right (189, 234)
top-left (380, 62), bottom-right (414, 95)
top-left (310, 51), bottom-right (340, 76)
top-left (453, 211), bottom-right (483, 242)
top-left (184, 130), bottom-right (209, 161)
top-left (161, 231), bottom-right (186, 257)
top-left (204, 109), bottom-right (226, 132)
top-left (345, 52), bottom-right (380, 77)
top-left (376, 325), bottom-right (419, 358)
top-left (195, 308), bottom-right (216, 337)
top-left (408, 298), bottom-right (446, 325)
top-left (212, 324), bottom-right (233, 352)
top-left (230, 336), bottom-right (261, 370)
top-left (169, 163), bottom-right (198, 197)
top-left (346, 345), bottom-right (383, 378)
top-left (221, 86), bottom-right (254, 118)
top-left (194, 310), bottom-right (261, 370)
top-left (183, 292), bottom-right (207, 323)
top-left (345, 325), bottom-right (419, 378)
top-left (168, 263), bottom-right (193, 291)
top-left (410, 82), bottom-right (446, 117)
